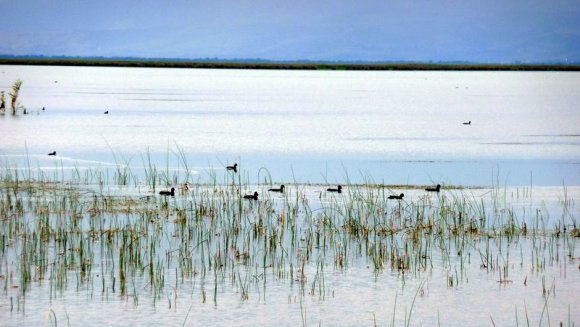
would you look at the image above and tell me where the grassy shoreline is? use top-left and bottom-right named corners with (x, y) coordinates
top-left (1, 58), bottom-right (579, 71)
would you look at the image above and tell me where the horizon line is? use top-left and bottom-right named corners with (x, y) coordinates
top-left (1, 54), bottom-right (579, 66)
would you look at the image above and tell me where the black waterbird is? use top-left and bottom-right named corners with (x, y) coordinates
top-left (226, 163), bottom-right (238, 173)
top-left (159, 187), bottom-right (175, 196)
top-left (268, 185), bottom-right (285, 193)
top-left (463, 121), bottom-right (471, 125)
top-left (327, 185), bottom-right (342, 193)
top-left (425, 184), bottom-right (441, 192)
top-left (244, 191), bottom-right (259, 200)
top-left (388, 193), bottom-right (404, 200)
top-left (48, 151), bottom-right (56, 156)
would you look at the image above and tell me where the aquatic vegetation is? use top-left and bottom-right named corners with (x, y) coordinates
top-left (0, 79), bottom-right (27, 115)
top-left (8, 79), bottom-right (24, 115)
top-left (0, 91), bottom-right (5, 113)
top-left (0, 160), bottom-right (577, 326)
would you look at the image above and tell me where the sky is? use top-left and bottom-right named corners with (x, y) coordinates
top-left (1, 0), bottom-right (579, 63)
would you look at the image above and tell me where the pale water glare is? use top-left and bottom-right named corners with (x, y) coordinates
top-left (0, 66), bottom-right (579, 326)
top-left (1, 65), bottom-right (579, 186)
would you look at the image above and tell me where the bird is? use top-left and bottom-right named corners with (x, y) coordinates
top-left (388, 193), bottom-right (404, 200)
top-left (48, 151), bottom-right (56, 156)
top-left (104, 110), bottom-right (109, 114)
top-left (243, 191), bottom-right (258, 200)
top-left (42, 107), bottom-right (45, 111)
top-left (463, 121), bottom-right (471, 125)
top-left (327, 185), bottom-right (342, 193)
top-left (425, 184), bottom-right (441, 192)
top-left (268, 185), bottom-right (285, 193)
top-left (226, 163), bottom-right (238, 173)
top-left (159, 187), bottom-right (175, 196)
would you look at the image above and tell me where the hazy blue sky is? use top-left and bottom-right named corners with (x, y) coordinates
top-left (1, 0), bottom-right (579, 62)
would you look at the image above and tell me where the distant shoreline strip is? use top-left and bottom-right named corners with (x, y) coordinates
top-left (1, 58), bottom-right (579, 71)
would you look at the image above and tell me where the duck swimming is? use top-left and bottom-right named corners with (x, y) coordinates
top-left (425, 184), bottom-right (441, 192)
top-left (243, 191), bottom-right (258, 200)
top-left (268, 185), bottom-right (285, 193)
top-left (388, 193), bottom-right (404, 200)
top-left (159, 187), bottom-right (175, 196)
top-left (463, 121), bottom-right (471, 125)
top-left (226, 163), bottom-right (238, 173)
top-left (48, 151), bottom-right (56, 156)
top-left (327, 185), bottom-right (342, 193)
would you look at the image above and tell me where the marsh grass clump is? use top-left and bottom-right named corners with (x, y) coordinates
top-left (0, 79), bottom-right (28, 115)
top-left (0, 91), bottom-right (5, 113)
top-left (0, 160), bottom-right (576, 326)
top-left (8, 79), bottom-right (25, 115)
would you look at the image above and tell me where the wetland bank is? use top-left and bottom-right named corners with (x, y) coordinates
top-left (0, 65), bottom-right (579, 326)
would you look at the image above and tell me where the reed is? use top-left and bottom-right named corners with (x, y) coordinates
top-left (0, 159), bottom-right (576, 325)
top-left (0, 91), bottom-right (5, 113)
top-left (8, 79), bottom-right (23, 115)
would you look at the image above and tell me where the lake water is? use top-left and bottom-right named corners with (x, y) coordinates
top-left (1, 65), bottom-right (579, 186)
top-left (0, 180), bottom-right (578, 326)
top-left (0, 65), bottom-right (579, 326)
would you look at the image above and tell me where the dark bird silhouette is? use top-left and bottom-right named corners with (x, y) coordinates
top-left (243, 191), bottom-right (258, 200)
top-left (42, 107), bottom-right (45, 111)
top-left (327, 185), bottom-right (342, 193)
top-left (48, 151), bottom-right (56, 156)
top-left (226, 163), bottom-right (238, 173)
top-left (159, 187), bottom-right (175, 196)
top-left (388, 193), bottom-right (404, 200)
top-left (268, 185), bottom-right (285, 193)
top-left (104, 110), bottom-right (109, 114)
top-left (425, 184), bottom-right (441, 192)
top-left (463, 121), bottom-right (471, 125)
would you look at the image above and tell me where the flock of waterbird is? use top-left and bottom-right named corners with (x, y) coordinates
top-left (43, 150), bottom-right (442, 199)
top-left (155, 163), bottom-right (442, 200)
top-left (42, 154), bottom-right (442, 200)
top-left (43, 113), bottom-right (462, 199)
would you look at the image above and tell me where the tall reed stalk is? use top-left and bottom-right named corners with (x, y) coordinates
top-left (9, 79), bottom-right (23, 115)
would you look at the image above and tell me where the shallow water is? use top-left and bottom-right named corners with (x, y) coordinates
top-left (0, 66), bottom-right (579, 326)
top-left (1, 66), bottom-right (579, 186)
top-left (0, 182), bottom-right (578, 326)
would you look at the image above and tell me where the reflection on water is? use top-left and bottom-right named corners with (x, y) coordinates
top-left (0, 180), bottom-right (577, 327)
top-left (0, 66), bottom-right (579, 326)
top-left (1, 66), bottom-right (580, 186)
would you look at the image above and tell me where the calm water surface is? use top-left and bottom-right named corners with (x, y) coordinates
top-left (0, 183), bottom-right (578, 326)
top-left (0, 66), bottom-right (578, 326)
top-left (1, 65), bottom-right (579, 186)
